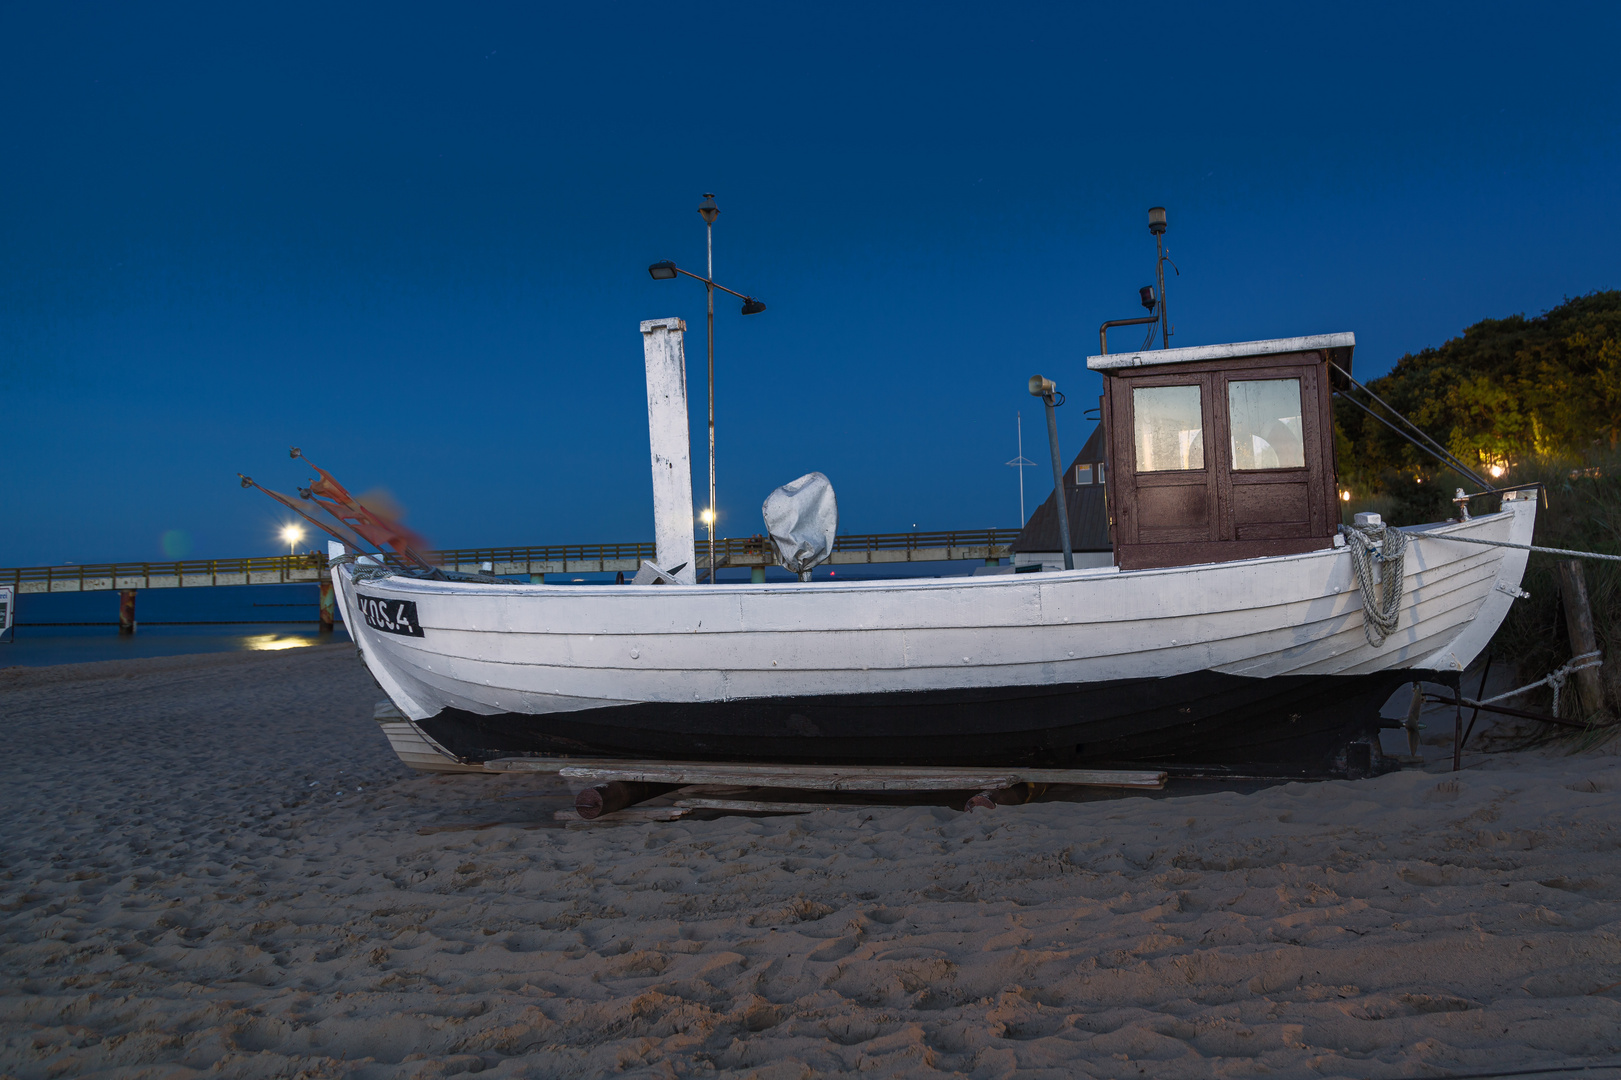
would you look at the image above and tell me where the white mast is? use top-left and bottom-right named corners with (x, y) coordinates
top-left (1005, 411), bottom-right (1036, 526)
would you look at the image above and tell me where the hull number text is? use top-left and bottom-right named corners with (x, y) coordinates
top-left (356, 594), bottom-right (425, 637)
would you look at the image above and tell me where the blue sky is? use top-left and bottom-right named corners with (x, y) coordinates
top-left (2, 2), bottom-right (1617, 566)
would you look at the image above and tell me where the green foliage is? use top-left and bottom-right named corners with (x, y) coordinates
top-left (1332, 292), bottom-right (1621, 707)
top-left (1336, 291), bottom-right (1621, 493)
top-left (1380, 470), bottom-right (1451, 527)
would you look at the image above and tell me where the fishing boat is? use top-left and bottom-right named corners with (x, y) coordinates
top-left (309, 322), bottom-right (1536, 779)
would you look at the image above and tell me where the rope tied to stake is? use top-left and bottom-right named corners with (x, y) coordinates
top-left (1340, 521), bottom-right (1409, 647)
top-left (1475, 650), bottom-right (1603, 718)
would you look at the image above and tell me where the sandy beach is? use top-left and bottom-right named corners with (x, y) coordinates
top-left (1, 645), bottom-right (1618, 1079)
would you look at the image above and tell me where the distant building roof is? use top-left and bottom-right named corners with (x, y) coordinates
top-left (1086, 332), bottom-right (1355, 372)
top-left (1012, 425), bottom-right (1111, 554)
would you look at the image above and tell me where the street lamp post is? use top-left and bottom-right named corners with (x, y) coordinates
top-left (647, 196), bottom-right (766, 583)
top-left (281, 524), bottom-right (304, 557)
top-left (1028, 375), bottom-right (1073, 571)
top-left (699, 194), bottom-right (719, 582)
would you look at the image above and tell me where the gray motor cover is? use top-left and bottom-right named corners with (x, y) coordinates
top-left (762, 472), bottom-right (838, 574)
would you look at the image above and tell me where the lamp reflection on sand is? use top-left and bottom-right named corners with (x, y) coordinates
top-left (244, 634), bottom-right (314, 652)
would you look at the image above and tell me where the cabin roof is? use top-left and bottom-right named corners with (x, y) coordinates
top-left (1012, 425), bottom-right (1111, 554)
top-left (1085, 332), bottom-right (1355, 372)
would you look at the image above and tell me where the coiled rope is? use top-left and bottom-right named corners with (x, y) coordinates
top-left (1341, 518), bottom-right (1621, 650)
top-left (1339, 521), bottom-right (1408, 647)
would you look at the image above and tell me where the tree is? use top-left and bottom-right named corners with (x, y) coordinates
top-left (1336, 291), bottom-right (1621, 486)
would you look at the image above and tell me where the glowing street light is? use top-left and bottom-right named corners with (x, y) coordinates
top-left (281, 524), bottom-right (304, 555)
top-left (699, 507), bottom-right (716, 557)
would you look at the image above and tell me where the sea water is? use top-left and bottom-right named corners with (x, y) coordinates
top-left (1, 560), bottom-right (986, 667)
top-left (3, 583), bottom-right (349, 667)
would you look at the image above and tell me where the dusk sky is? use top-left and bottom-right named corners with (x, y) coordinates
top-left (2, 2), bottom-right (1617, 567)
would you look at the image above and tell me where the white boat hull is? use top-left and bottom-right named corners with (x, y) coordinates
top-left (333, 496), bottom-right (1535, 775)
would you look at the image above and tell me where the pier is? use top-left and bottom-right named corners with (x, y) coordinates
top-left (2, 527), bottom-right (1016, 628)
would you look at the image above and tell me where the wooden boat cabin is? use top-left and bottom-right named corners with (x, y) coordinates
top-left (1087, 333), bottom-right (1354, 571)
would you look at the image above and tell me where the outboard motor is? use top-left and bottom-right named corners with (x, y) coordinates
top-left (763, 472), bottom-right (838, 581)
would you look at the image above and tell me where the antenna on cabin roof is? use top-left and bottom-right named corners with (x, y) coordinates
top-left (1098, 207), bottom-right (1182, 354)
top-left (1148, 205), bottom-right (1180, 349)
top-left (1005, 411), bottom-right (1037, 525)
top-left (1148, 207), bottom-right (1169, 349)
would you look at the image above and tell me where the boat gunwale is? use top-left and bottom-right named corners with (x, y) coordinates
top-left (342, 508), bottom-right (1520, 600)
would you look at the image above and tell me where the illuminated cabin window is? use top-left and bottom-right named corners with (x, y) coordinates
top-left (1075, 463), bottom-right (1093, 485)
top-left (1133, 385), bottom-right (1204, 471)
top-left (1228, 378), bottom-right (1305, 469)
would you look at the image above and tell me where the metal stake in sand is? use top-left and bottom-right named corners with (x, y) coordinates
top-left (318, 579), bottom-right (335, 631)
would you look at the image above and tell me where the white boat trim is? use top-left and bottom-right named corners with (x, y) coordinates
top-left (1087, 332), bottom-right (1356, 371)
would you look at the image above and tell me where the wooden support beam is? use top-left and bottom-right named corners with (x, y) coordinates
top-left (574, 781), bottom-right (680, 819)
top-left (1558, 559), bottom-right (1605, 719)
top-left (486, 757), bottom-right (1166, 791)
top-left (554, 807), bottom-right (691, 822)
top-left (673, 798), bottom-right (847, 814)
top-left (118, 589), bottom-right (136, 635)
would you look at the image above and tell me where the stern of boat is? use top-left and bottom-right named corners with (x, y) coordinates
top-left (1414, 488), bottom-right (1538, 673)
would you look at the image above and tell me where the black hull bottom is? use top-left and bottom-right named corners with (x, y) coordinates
top-left (416, 668), bottom-right (1451, 779)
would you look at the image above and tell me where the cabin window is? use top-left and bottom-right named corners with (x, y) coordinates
top-left (1075, 463), bottom-right (1093, 485)
top-left (1228, 378), bottom-right (1305, 470)
top-left (1132, 385), bottom-right (1204, 471)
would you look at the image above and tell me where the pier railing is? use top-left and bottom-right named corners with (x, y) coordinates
top-left (3, 528), bottom-right (1020, 594)
top-left (2, 554), bottom-right (332, 594)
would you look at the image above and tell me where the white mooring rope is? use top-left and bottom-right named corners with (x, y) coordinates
top-left (1403, 531), bottom-right (1621, 562)
top-left (1469, 650), bottom-right (1604, 718)
top-left (1339, 522), bottom-right (1409, 647)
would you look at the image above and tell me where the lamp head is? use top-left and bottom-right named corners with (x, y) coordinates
top-left (740, 297), bottom-right (766, 315)
top-left (698, 193), bottom-right (719, 225)
top-left (648, 260), bottom-right (678, 281)
top-left (1028, 375), bottom-right (1056, 398)
top-left (1139, 285), bottom-right (1157, 311)
top-left (1148, 206), bottom-right (1167, 235)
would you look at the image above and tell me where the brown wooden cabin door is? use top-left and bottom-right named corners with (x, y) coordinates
top-left (1107, 352), bottom-right (1335, 571)
top-left (1216, 361), bottom-right (1330, 544)
top-left (1107, 371), bottom-right (1220, 565)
